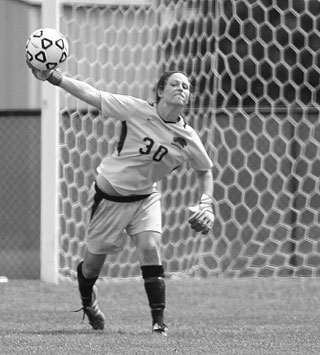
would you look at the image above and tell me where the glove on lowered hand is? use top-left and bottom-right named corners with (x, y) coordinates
top-left (188, 194), bottom-right (215, 235)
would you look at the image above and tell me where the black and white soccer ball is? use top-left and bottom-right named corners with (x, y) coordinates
top-left (26, 28), bottom-right (69, 71)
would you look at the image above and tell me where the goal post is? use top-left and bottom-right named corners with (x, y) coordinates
top-left (39, 0), bottom-right (320, 283)
top-left (40, 0), bottom-right (60, 283)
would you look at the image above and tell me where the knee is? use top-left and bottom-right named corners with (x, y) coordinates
top-left (82, 250), bottom-right (106, 278)
top-left (82, 259), bottom-right (103, 279)
top-left (132, 231), bottom-right (161, 265)
top-left (140, 244), bottom-right (161, 264)
top-left (82, 262), bottom-right (100, 279)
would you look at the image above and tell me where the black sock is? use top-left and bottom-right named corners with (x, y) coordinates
top-left (77, 261), bottom-right (98, 306)
top-left (141, 265), bottom-right (166, 325)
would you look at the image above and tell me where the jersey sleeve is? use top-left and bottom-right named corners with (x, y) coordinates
top-left (100, 91), bottom-right (145, 121)
top-left (188, 129), bottom-right (213, 171)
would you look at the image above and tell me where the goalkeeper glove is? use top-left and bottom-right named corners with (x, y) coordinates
top-left (26, 60), bottom-right (62, 86)
top-left (188, 194), bottom-right (215, 235)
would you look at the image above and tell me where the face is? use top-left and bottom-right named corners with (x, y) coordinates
top-left (158, 73), bottom-right (190, 106)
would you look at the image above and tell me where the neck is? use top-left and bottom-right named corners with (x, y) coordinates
top-left (157, 102), bottom-right (182, 123)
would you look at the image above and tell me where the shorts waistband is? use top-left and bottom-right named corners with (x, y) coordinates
top-left (94, 183), bottom-right (151, 203)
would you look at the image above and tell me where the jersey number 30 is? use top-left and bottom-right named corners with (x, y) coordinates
top-left (139, 137), bottom-right (168, 162)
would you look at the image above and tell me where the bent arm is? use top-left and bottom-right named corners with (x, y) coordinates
top-left (59, 75), bottom-right (101, 110)
top-left (195, 169), bottom-right (213, 199)
top-left (188, 168), bottom-right (214, 234)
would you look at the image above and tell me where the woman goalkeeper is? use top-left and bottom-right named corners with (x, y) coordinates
top-left (27, 64), bottom-right (214, 336)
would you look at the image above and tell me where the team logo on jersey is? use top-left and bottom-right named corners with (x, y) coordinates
top-left (171, 136), bottom-right (187, 150)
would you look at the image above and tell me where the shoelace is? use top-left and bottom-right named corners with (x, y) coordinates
top-left (72, 306), bottom-right (87, 321)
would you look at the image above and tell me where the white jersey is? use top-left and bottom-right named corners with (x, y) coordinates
top-left (97, 92), bottom-right (213, 195)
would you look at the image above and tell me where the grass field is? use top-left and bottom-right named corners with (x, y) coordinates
top-left (1, 277), bottom-right (320, 355)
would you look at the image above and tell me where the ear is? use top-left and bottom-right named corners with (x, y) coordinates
top-left (157, 89), bottom-right (163, 99)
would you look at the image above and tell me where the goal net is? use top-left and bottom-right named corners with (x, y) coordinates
top-left (57, 0), bottom-right (320, 280)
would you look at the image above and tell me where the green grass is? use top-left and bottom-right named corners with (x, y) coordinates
top-left (1, 277), bottom-right (320, 355)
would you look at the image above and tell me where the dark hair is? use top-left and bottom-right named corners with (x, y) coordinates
top-left (155, 70), bottom-right (190, 104)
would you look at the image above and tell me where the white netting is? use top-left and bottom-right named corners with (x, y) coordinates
top-left (58, 0), bottom-right (320, 279)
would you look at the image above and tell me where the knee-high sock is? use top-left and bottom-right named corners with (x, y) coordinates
top-left (77, 261), bottom-right (98, 306)
top-left (141, 265), bottom-right (165, 324)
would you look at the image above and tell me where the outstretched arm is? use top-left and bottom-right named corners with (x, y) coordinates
top-left (27, 64), bottom-right (101, 110)
top-left (59, 74), bottom-right (101, 110)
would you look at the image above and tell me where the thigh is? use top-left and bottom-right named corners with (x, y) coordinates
top-left (86, 186), bottom-right (134, 254)
top-left (127, 192), bottom-right (162, 236)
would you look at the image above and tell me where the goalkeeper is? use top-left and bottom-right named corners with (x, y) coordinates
top-left (27, 64), bottom-right (214, 336)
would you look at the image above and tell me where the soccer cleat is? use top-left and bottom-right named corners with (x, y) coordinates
top-left (77, 286), bottom-right (105, 330)
top-left (152, 322), bottom-right (168, 337)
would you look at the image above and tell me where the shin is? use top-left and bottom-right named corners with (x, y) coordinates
top-left (141, 265), bottom-right (166, 325)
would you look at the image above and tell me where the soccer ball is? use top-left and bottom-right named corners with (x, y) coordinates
top-left (26, 28), bottom-right (69, 71)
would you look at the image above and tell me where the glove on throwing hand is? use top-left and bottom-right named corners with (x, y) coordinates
top-left (26, 60), bottom-right (52, 81)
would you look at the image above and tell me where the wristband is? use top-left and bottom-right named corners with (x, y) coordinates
top-left (47, 70), bottom-right (63, 86)
top-left (199, 194), bottom-right (214, 215)
top-left (200, 193), bottom-right (213, 205)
